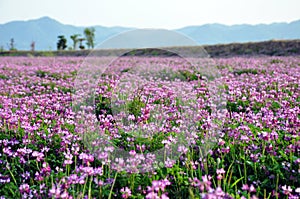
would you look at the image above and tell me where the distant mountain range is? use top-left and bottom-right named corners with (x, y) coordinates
top-left (0, 16), bottom-right (300, 50)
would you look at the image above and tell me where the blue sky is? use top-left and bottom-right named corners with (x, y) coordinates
top-left (0, 0), bottom-right (299, 29)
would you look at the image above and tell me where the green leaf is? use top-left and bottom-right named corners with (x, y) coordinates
top-left (230, 176), bottom-right (244, 188)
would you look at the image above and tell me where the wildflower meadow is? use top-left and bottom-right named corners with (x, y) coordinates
top-left (0, 56), bottom-right (299, 199)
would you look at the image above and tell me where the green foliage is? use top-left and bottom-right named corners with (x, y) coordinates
top-left (121, 68), bottom-right (131, 73)
top-left (39, 51), bottom-right (54, 57)
top-left (178, 70), bottom-right (200, 81)
top-left (70, 34), bottom-right (81, 50)
top-left (112, 128), bottom-right (174, 153)
top-left (0, 74), bottom-right (9, 80)
top-left (35, 70), bottom-right (67, 80)
top-left (95, 94), bottom-right (113, 120)
top-left (270, 101), bottom-right (281, 111)
top-left (57, 35), bottom-right (67, 50)
top-left (35, 70), bottom-right (49, 78)
top-left (127, 96), bottom-right (146, 119)
top-left (226, 99), bottom-right (249, 113)
top-left (270, 59), bottom-right (283, 64)
top-left (252, 101), bottom-right (264, 114)
top-left (84, 27), bottom-right (95, 49)
top-left (233, 68), bottom-right (258, 75)
top-left (148, 69), bottom-right (201, 82)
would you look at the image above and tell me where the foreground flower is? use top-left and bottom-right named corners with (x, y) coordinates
top-left (282, 185), bottom-right (292, 195)
top-left (120, 187), bottom-right (132, 199)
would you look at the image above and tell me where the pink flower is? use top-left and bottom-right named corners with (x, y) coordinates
top-left (249, 184), bottom-right (256, 193)
top-left (216, 168), bottom-right (225, 175)
top-left (146, 192), bottom-right (159, 199)
top-left (217, 174), bottom-right (223, 180)
top-left (242, 184), bottom-right (249, 191)
top-left (129, 150), bottom-right (136, 156)
top-left (164, 158), bottom-right (175, 168)
top-left (120, 187), bottom-right (132, 199)
top-left (215, 187), bottom-right (225, 197)
top-left (189, 177), bottom-right (201, 187)
top-left (128, 114), bottom-right (135, 121)
top-left (178, 145), bottom-right (188, 154)
top-left (49, 184), bottom-right (62, 198)
top-left (282, 185), bottom-right (292, 195)
top-left (32, 151), bottom-right (44, 162)
top-left (218, 139), bottom-right (225, 146)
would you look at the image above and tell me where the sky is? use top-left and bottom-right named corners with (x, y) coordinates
top-left (0, 0), bottom-right (300, 29)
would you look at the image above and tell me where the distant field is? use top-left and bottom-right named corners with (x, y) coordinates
top-left (1, 39), bottom-right (300, 58)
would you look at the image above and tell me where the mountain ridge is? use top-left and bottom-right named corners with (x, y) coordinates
top-left (0, 16), bottom-right (299, 50)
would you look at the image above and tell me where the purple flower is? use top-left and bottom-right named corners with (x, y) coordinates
top-left (178, 145), bottom-right (188, 154)
top-left (32, 151), bottom-right (44, 162)
top-left (19, 183), bottom-right (30, 194)
top-left (0, 174), bottom-right (10, 184)
top-left (242, 184), bottom-right (249, 191)
top-left (145, 192), bottom-right (159, 199)
top-left (164, 158), bottom-right (175, 168)
top-left (120, 187), bottom-right (132, 199)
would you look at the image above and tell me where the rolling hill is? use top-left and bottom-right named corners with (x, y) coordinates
top-left (0, 16), bottom-right (299, 50)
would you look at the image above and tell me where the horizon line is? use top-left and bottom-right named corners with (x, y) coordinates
top-left (1, 16), bottom-right (299, 30)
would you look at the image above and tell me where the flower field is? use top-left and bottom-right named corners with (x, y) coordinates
top-left (0, 56), bottom-right (299, 199)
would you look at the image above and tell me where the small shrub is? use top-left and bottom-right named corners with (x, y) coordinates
top-left (178, 70), bottom-right (200, 81)
top-left (0, 74), bottom-right (9, 80)
top-left (233, 68), bottom-right (258, 75)
top-left (40, 51), bottom-right (54, 57)
top-left (95, 94), bottom-right (113, 121)
top-left (49, 73), bottom-right (61, 80)
top-left (226, 99), bottom-right (249, 113)
top-left (127, 96), bottom-right (146, 119)
top-left (121, 68), bottom-right (131, 73)
top-left (270, 59), bottom-right (283, 64)
top-left (35, 70), bottom-right (49, 78)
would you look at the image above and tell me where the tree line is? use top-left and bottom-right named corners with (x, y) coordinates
top-left (0, 27), bottom-right (96, 52)
top-left (57, 27), bottom-right (95, 50)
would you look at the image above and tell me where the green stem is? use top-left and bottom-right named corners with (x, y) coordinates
top-left (82, 176), bottom-right (88, 199)
top-left (244, 162), bottom-right (247, 183)
top-left (130, 174), bottom-right (135, 191)
top-left (99, 185), bottom-right (102, 199)
top-left (6, 163), bottom-right (20, 198)
top-left (36, 161), bottom-right (40, 171)
top-left (275, 174), bottom-right (279, 199)
top-left (108, 172), bottom-right (118, 199)
top-left (88, 176), bottom-right (93, 199)
top-left (6, 164), bottom-right (18, 187)
top-left (67, 164), bottom-right (70, 176)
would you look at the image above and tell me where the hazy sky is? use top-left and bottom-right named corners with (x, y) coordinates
top-left (0, 0), bottom-right (299, 29)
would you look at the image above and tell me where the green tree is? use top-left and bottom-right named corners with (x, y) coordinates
top-left (84, 27), bottom-right (95, 49)
top-left (78, 38), bottom-right (85, 50)
top-left (30, 41), bottom-right (35, 51)
top-left (9, 38), bottom-right (17, 51)
top-left (57, 35), bottom-right (67, 50)
top-left (70, 34), bottom-right (80, 50)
